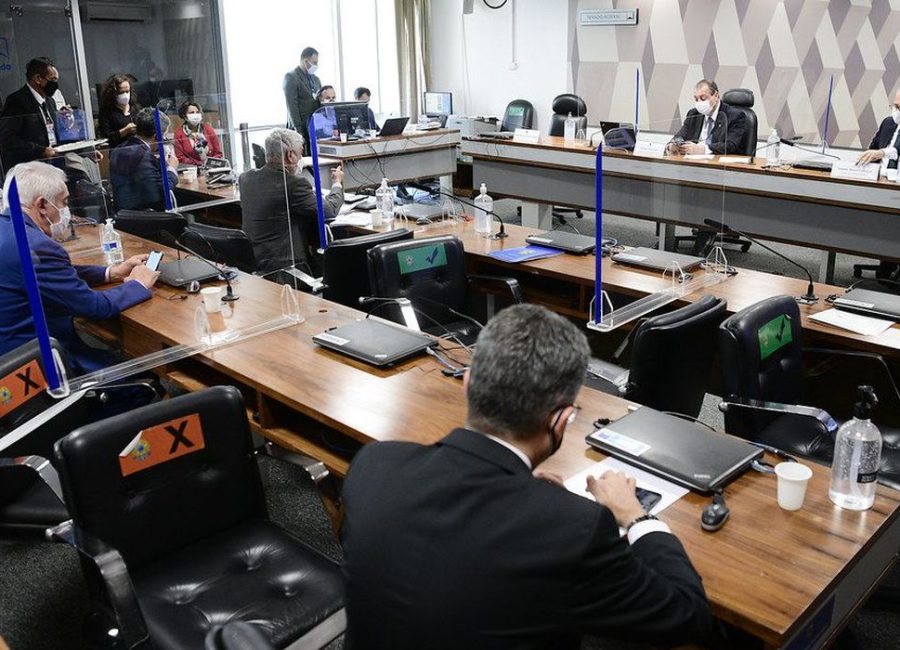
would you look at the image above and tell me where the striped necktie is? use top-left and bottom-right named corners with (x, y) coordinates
top-left (705, 116), bottom-right (715, 145)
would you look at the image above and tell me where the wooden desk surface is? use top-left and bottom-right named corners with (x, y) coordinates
top-left (68, 232), bottom-right (900, 648)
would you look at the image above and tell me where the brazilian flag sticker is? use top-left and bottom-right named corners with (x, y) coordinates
top-left (758, 314), bottom-right (792, 361)
top-left (398, 244), bottom-right (447, 275)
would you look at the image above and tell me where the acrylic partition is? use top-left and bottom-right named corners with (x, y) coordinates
top-left (587, 116), bottom-right (735, 336)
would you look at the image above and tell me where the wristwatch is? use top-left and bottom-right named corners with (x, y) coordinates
top-left (624, 513), bottom-right (658, 533)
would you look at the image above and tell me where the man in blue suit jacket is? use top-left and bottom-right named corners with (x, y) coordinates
top-left (0, 161), bottom-right (159, 374)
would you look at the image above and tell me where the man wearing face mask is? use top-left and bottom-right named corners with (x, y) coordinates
top-left (284, 46), bottom-right (322, 155)
top-left (0, 162), bottom-right (158, 372)
top-left (0, 57), bottom-right (62, 171)
top-left (857, 89), bottom-right (900, 169)
top-left (667, 79), bottom-right (746, 156)
top-left (341, 304), bottom-right (713, 650)
top-left (239, 128), bottom-right (343, 278)
top-left (109, 107), bottom-right (179, 211)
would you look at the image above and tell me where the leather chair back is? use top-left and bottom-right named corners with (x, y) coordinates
top-left (367, 235), bottom-right (468, 327)
top-left (322, 228), bottom-right (413, 308)
top-left (500, 99), bottom-right (535, 132)
top-left (114, 210), bottom-right (186, 245)
top-left (718, 296), bottom-right (805, 437)
top-left (721, 88), bottom-right (758, 157)
top-left (183, 223), bottom-right (258, 273)
top-left (54, 386), bottom-right (266, 568)
top-left (626, 295), bottom-right (727, 417)
top-left (549, 94), bottom-right (588, 137)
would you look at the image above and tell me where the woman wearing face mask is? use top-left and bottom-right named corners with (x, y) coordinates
top-left (174, 100), bottom-right (223, 166)
top-left (98, 74), bottom-right (140, 147)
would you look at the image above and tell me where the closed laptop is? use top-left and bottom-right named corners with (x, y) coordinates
top-left (525, 230), bottom-right (597, 254)
top-left (313, 319), bottom-right (434, 367)
top-left (833, 288), bottom-right (900, 322)
top-left (612, 246), bottom-right (703, 272)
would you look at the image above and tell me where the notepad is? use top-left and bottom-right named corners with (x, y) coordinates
top-left (564, 457), bottom-right (688, 516)
top-left (810, 308), bottom-right (894, 337)
top-left (719, 156), bottom-right (752, 164)
top-left (488, 245), bottom-right (563, 263)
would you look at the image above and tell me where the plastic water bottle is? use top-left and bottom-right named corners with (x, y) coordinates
top-left (564, 112), bottom-right (576, 142)
top-left (375, 178), bottom-right (394, 221)
top-left (100, 218), bottom-right (124, 265)
top-left (767, 128), bottom-right (780, 166)
top-left (474, 183), bottom-right (493, 238)
top-left (829, 386), bottom-right (882, 510)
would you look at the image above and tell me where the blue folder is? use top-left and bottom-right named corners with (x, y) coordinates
top-left (488, 245), bottom-right (563, 263)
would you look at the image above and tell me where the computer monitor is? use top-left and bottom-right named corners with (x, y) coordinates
top-left (332, 101), bottom-right (372, 134)
top-left (424, 91), bottom-right (453, 116)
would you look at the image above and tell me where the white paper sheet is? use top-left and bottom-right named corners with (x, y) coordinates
top-left (718, 156), bottom-right (752, 164)
top-left (564, 457), bottom-right (689, 516)
top-left (810, 308), bottom-right (895, 337)
top-left (683, 153), bottom-right (715, 160)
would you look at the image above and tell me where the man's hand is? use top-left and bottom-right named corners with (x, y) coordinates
top-left (127, 264), bottom-right (159, 290)
top-left (857, 149), bottom-right (884, 165)
top-left (586, 470), bottom-right (645, 528)
top-left (44, 147), bottom-right (57, 158)
top-left (666, 142), bottom-right (681, 156)
top-left (533, 468), bottom-right (565, 487)
top-left (166, 153), bottom-right (180, 170)
top-left (120, 123), bottom-right (137, 138)
top-left (331, 166), bottom-right (344, 185)
top-left (680, 142), bottom-right (707, 155)
top-left (109, 254), bottom-right (149, 281)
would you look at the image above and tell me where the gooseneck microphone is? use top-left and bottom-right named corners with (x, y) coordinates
top-left (780, 138), bottom-right (841, 160)
top-left (161, 231), bottom-right (239, 302)
top-left (410, 183), bottom-right (508, 239)
top-left (702, 218), bottom-right (818, 304)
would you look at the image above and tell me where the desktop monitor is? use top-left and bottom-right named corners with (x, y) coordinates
top-left (333, 101), bottom-right (372, 134)
top-left (424, 91), bottom-right (453, 116)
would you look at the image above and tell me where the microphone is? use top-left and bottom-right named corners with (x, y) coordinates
top-left (702, 218), bottom-right (818, 304)
top-left (409, 183), bottom-right (508, 239)
top-left (161, 231), bottom-right (239, 302)
top-left (779, 139), bottom-right (841, 160)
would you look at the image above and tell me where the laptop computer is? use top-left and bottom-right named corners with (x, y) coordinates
top-left (378, 117), bottom-right (410, 137)
top-left (612, 247), bottom-right (704, 272)
top-left (833, 288), bottom-right (900, 322)
top-left (313, 319), bottom-right (435, 367)
top-left (792, 159), bottom-right (834, 172)
top-left (478, 131), bottom-right (515, 140)
top-left (158, 258), bottom-right (221, 288)
top-left (585, 407), bottom-right (763, 493)
top-left (524, 231), bottom-right (598, 254)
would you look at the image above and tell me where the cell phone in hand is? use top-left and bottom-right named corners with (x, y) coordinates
top-left (146, 250), bottom-right (164, 272)
top-left (635, 487), bottom-right (662, 512)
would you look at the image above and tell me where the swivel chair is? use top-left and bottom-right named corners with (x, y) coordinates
top-left (500, 99), bottom-right (535, 132)
top-left (113, 210), bottom-right (186, 245)
top-left (548, 94), bottom-right (588, 224)
top-left (182, 223), bottom-right (258, 274)
top-left (321, 228), bottom-right (414, 308)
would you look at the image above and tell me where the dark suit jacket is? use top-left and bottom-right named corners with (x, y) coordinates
top-left (0, 85), bottom-right (58, 171)
top-left (0, 212), bottom-right (150, 373)
top-left (868, 116), bottom-right (900, 169)
top-left (239, 165), bottom-right (343, 275)
top-left (109, 135), bottom-right (178, 212)
top-left (673, 101), bottom-right (747, 155)
top-left (341, 428), bottom-right (713, 650)
top-left (283, 66), bottom-right (321, 137)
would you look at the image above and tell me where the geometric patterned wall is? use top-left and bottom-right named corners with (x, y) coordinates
top-left (570, 0), bottom-right (900, 147)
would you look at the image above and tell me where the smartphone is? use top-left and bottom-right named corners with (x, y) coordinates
top-left (146, 250), bottom-right (164, 272)
top-left (635, 487), bottom-right (662, 512)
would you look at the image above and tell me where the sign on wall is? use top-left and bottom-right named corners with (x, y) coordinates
top-left (579, 9), bottom-right (638, 26)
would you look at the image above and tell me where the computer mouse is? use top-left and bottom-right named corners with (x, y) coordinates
top-left (700, 493), bottom-right (730, 532)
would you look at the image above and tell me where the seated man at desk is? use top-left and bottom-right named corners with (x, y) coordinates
top-left (857, 88), bottom-right (900, 169)
top-left (109, 107), bottom-right (179, 212)
top-left (0, 161), bottom-right (159, 374)
top-left (240, 128), bottom-right (343, 277)
top-left (667, 79), bottom-right (746, 155)
top-left (341, 304), bottom-right (713, 649)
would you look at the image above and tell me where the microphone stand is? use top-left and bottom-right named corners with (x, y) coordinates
top-left (702, 218), bottom-right (818, 304)
top-left (410, 183), bottom-right (508, 239)
top-left (162, 231), bottom-right (239, 302)
top-left (780, 139), bottom-right (841, 161)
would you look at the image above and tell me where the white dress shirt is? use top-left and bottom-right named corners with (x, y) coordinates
top-left (881, 122), bottom-right (900, 163)
top-left (699, 103), bottom-right (721, 154)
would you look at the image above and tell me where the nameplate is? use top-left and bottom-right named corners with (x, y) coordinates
top-left (513, 128), bottom-right (541, 144)
top-left (830, 161), bottom-right (879, 182)
top-left (632, 140), bottom-right (666, 158)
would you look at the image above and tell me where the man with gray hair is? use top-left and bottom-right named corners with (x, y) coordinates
top-left (341, 304), bottom-right (712, 649)
top-left (109, 107), bottom-right (179, 212)
top-left (239, 128), bottom-right (343, 277)
top-left (0, 161), bottom-right (158, 372)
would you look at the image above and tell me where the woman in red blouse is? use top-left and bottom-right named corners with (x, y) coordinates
top-left (173, 100), bottom-right (222, 166)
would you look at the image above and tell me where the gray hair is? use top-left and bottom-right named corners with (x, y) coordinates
top-left (134, 107), bottom-right (170, 138)
top-left (2, 161), bottom-right (67, 209)
top-left (265, 128), bottom-right (304, 162)
top-left (467, 304), bottom-right (589, 440)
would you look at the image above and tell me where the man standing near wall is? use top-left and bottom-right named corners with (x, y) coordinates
top-left (283, 46), bottom-right (322, 155)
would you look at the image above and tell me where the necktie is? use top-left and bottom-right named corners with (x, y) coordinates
top-left (705, 116), bottom-right (715, 145)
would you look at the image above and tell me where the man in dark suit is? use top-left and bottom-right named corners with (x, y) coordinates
top-left (283, 46), bottom-right (322, 152)
top-left (668, 79), bottom-right (747, 156)
top-left (0, 57), bottom-right (60, 172)
top-left (239, 128), bottom-right (343, 278)
top-left (110, 108), bottom-right (179, 212)
top-left (857, 89), bottom-right (900, 169)
top-left (341, 304), bottom-right (714, 650)
top-left (0, 161), bottom-right (159, 374)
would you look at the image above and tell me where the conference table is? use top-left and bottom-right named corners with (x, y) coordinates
top-left (461, 136), bottom-right (900, 283)
top-left (64, 231), bottom-right (900, 650)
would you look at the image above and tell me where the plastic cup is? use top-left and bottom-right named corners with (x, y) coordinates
top-left (775, 462), bottom-right (813, 511)
top-left (371, 209), bottom-right (384, 227)
top-left (201, 286), bottom-right (224, 313)
top-left (182, 167), bottom-right (198, 182)
top-left (340, 132), bottom-right (348, 143)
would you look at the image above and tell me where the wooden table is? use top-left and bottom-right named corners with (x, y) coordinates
top-left (461, 136), bottom-right (900, 282)
top-left (66, 232), bottom-right (900, 649)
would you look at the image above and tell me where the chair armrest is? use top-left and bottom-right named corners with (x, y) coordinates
top-left (803, 347), bottom-right (900, 405)
top-left (586, 358), bottom-right (630, 392)
top-left (0, 454), bottom-right (63, 501)
top-left (718, 398), bottom-right (839, 435)
top-left (468, 274), bottom-right (525, 304)
top-left (0, 389), bottom-right (88, 455)
top-left (47, 520), bottom-right (149, 648)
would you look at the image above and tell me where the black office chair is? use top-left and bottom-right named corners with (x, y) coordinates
top-left (674, 88), bottom-right (755, 256)
top-left (50, 386), bottom-right (346, 649)
top-left (321, 228), bottom-right (414, 308)
top-left (367, 235), bottom-right (524, 344)
top-left (585, 296), bottom-right (727, 418)
top-left (853, 260), bottom-right (900, 281)
top-left (182, 223), bottom-right (258, 274)
top-left (546, 94), bottom-right (589, 224)
top-left (252, 143), bottom-right (267, 169)
top-left (500, 99), bottom-right (535, 132)
top-left (114, 209), bottom-right (187, 245)
top-left (718, 296), bottom-right (900, 490)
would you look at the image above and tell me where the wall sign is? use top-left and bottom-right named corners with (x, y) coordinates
top-left (580, 9), bottom-right (638, 26)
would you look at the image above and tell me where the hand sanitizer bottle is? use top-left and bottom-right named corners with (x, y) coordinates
top-left (100, 218), bottom-right (124, 265)
top-left (829, 386), bottom-right (881, 510)
top-left (474, 183), bottom-right (492, 237)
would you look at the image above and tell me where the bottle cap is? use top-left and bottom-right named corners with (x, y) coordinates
top-left (854, 385), bottom-right (878, 419)
top-left (479, 183), bottom-right (487, 193)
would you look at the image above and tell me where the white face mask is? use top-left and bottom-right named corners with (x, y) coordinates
top-left (186, 113), bottom-right (202, 126)
top-left (695, 98), bottom-right (714, 116)
top-left (893, 107), bottom-right (900, 126)
top-left (307, 62), bottom-right (318, 75)
top-left (46, 203), bottom-right (71, 240)
top-left (116, 92), bottom-right (130, 106)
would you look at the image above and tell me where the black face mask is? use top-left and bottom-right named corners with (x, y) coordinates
top-left (43, 79), bottom-right (59, 97)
